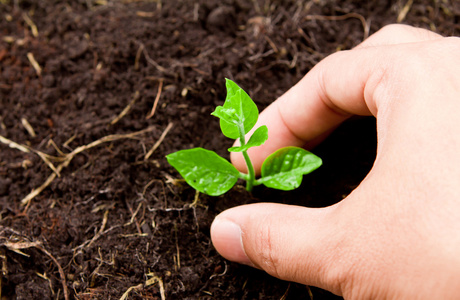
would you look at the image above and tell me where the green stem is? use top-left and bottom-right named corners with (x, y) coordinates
top-left (238, 125), bottom-right (256, 192)
top-left (242, 150), bottom-right (255, 191)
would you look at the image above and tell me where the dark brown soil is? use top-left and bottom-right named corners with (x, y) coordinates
top-left (1, 1), bottom-right (459, 299)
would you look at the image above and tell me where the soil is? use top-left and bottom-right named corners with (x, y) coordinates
top-left (0, 0), bottom-right (459, 299)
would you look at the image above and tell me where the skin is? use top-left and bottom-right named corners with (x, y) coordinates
top-left (210, 24), bottom-right (460, 299)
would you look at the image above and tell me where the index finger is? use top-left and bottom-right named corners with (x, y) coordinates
top-left (230, 25), bottom-right (442, 173)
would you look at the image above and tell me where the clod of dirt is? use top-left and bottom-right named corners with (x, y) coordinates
top-left (206, 6), bottom-right (237, 34)
top-left (65, 37), bottom-right (89, 59)
top-left (15, 279), bottom-right (52, 300)
top-left (0, 178), bottom-right (11, 196)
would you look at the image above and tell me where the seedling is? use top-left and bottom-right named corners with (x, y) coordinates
top-left (166, 79), bottom-right (322, 196)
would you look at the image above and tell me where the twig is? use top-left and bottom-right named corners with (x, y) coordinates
top-left (73, 225), bottom-right (120, 252)
top-left (89, 247), bottom-right (105, 287)
top-left (134, 44), bottom-right (143, 70)
top-left (2, 240), bottom-right (40, 256)
top-left (86, 210), bottom-right (109, 249)
top-left (189, 190), bottom-right (201, 208)
top-left (2, 36), bottom-right (15, 43)
top-left (35, 244), bottom-right (70, 300)
top-left (119, 283), bottom-right (143, 300)
top-left (306, 285), bottom-right (314, 300)
top-left (174, 222), bottom-right (180, 271)
top-left (139, 43), bottom-right (167, 73)
top-left (22, 12), bottom-right (38, 38)
top-left (110, 91), bottom-right (140, 125)
top-left (72, 210), bottom-right (118, 253)
top-left (289, 41), bottom-right (299, 68)
top-left (63, 134), bottom-right (77, 148)
top-left (27, 52), bottom-right (42, 76)
top-left (47, 139), bottom-right (66, 157)
top-left (21, 126), bottom-right (156, 206)
top-left (145, 273), bottom-right (166, 300)
top-left (305, 13), bottom-right (370, 40)
top-left (34, 150), bottom-right (61, 177)
top-left (2, 238), bottom-right (69, 300)
top-left (0, 135), bottom-right (30, 153)
top-left (146, 79), bottom-right (163, 119)
top-left (397, 0), bottom-right (414, 23)
top-left (125, 202), bottom-right (142, 226)
top-left (0, 116), bottom-right (6, 131)
top-left (280, 284), bottom-right (291, 300)
top-left (21, 118), bottom-right (36, 137)
top-left (142, 179), bottom-right (157, 196)
top-left (144, 122), bottom-right (173, 160)
top-left (264, 36), bottom-right (278, 53)
top-left (1, 133), bottom-right (64, 176)
top-left (296, 27), bottom-right (321, 54)
top-left (209, 261), bottom-right (227, 279)
top-left (124, 201), bottom-right (142, 234)
top-left (35, 271), bottom-right (54, 296)
top-left (0, 249), bottom-right (6, 299)
top-left (118, 233), bottom-right (148, 238)
top-left (21, 172), bottom-right (59, 208)
top-left (136, 11), bottom-right (156, 18)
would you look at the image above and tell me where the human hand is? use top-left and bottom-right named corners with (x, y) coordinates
top-left (211, 24), bottom-right (460, 299)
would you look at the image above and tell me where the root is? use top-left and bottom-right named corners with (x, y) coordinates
top-left (73, 210), bottom-right (111, 251)
top-left (144, 122), bottom-right (173, 160)
top-left (20, 126), bottom-right (156, 207)
top-left (21, 118), bottom-right (36, 137)
top-left (119, 273), bottom-right (165, 300)
top-left (119, 283), bottom-right (143, 300)
top-left (397, 0), bottom-right (414, 23)
top-left (304, 13), bottom-right (370, 40)
top-left (0, 230), bottom-right (70, 300)
top-left (0, 135), bottom-right (30, 153)
top-left (146, 79), bottom-right (164, 120)
top-left (27, 53), bottom-right (42, 76)
top-left (110, 91), bottom-right (140, 126)
top-left (22, 12), bottom-right (38, 38)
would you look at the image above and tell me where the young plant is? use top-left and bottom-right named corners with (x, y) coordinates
top-left (166, 79), bottom-right (322, 196)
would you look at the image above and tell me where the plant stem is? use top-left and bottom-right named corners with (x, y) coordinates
top-left (242, 150), bottom-right (255, 191)
top-left (238, 125), bottom-right (256, 192)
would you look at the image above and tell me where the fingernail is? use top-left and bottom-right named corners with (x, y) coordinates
top-left (211, 218), bottom-right (252, 266)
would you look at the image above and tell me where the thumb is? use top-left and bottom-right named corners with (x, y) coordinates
top-left (210, 202), bottom-right (347, 295)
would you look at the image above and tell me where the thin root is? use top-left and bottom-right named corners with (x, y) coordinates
top-left (119, 283), bottom-right (143, 300)
top-left (119, 272), bottom-right (167, 300)
top-left (27, 52), bottom-right (42, 76)
top-left (21, 126), bottom-right (156, 207)
top-left (305, 13), bottom-right (370, 40)
top-left (188, 190), bottom-right (205, 209)
top-left (22, 12), bottom-right (39, 38)
top-left (397, 0), bottom-right (414, 23)
top-left (1, 238), bottom-right (69, 300)
top-left (146, 273), bottom-right (166, 300)
top-left (110, 91), bottom-right (140, 126)
top-left (21, 118), bottom-right (36, 137)
top-left (0, 135), bottom-right (30, 153)
top-left (146, 79), bottom-right (164, 120)
top-left (144, 122), bottom-right (173, 160)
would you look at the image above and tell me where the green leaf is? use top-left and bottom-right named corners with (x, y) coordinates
top-left (211, 79), bottom-right (258, 139)
top-left (260, 147), bottom-right (322, 191)
top-left (228, 125), bottom-right (268, 152)
top-left (166, 148), bottom-right (239, 196)
top-left (211, 106), bottom-right (239, 126)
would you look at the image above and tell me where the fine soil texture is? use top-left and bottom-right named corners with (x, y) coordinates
top-left (1, 0), bottom-right (459, 299)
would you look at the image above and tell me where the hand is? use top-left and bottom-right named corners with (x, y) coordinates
top-left (210, 24), bottom-right (460, 299)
